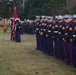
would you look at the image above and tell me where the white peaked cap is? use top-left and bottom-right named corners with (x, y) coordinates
top-left (48, 16), bottom-right (53, 19)
top-left (73, 14), bottom-right (76, 18)
top-left (15, 18), bottom-right (20, 21)
top-left (41, 15), bottom-right (46, 19)
top-left (24, 19), bottom-right (26, 21)
top-left (64, 14), bottom-right (73, 19)
top-left (36, 16), bottom-right (40, 18)
top-left (55, 16), bottom-right (59, 19)
top-left (27, 19), bottom-right (30, 21)
top-left (10, 17), bottom-right (14, 20)
top-left (58, 15), bottom-right (63, 20)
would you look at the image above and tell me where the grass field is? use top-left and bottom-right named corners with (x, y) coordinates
top-left (0, 27), bottom-right (76, 75)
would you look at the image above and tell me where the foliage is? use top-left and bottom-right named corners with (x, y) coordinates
top-left (1, 0), bottom-right (76, 19)
top-left (0, 0), bottom-right (22, 18)
top-left (72, 4), bottom-right (76, 14)
top-left (21, 0), bottom-right (67, 19)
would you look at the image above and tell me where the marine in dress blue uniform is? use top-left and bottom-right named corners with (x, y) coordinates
top-left (57, 15), bottom-right (65, 60)
top-left (54, 16), bottom-right (60, 58)
top-left (15, 18), bottom-right (21, 43)
top-left (35, 16), bottom-right (42, 50)
top-left (46, 16), bottom-right (54, 56)
top-left (29, 20), bottom-right (35, 35)
top-left (72, 15), bottom-right (76, 67)
top-left (39, 16), bottom-right (46, 52)
top-left (42, 16), bottom-right (48, 54)
top-left (64, 15), bottom-right (74, 64)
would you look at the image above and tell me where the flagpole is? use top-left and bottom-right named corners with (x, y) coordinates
top-left (11, 6), bottom-right (18, 41)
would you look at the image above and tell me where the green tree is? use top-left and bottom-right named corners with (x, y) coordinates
top-left (0, 0), bottom-right (22, 18)
top-left (72, 4), bottom-right (76, 14)
top-left (22, 0), bottom-right (67, 19)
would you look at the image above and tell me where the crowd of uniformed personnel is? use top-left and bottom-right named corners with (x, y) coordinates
top-left (35, 15), bottom-right (76, 67)
top-left (10, 18), bottom-right (35, 43)
top-left (10, 15), bottom-right (76, 67)
top-left (23, 20), bottom-right (35, 35)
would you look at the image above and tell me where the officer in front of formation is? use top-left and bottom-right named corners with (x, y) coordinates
top-left (15, 18), bottom-right (22, 43)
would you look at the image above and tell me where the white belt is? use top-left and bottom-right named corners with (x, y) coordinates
top-left (73, 35), bottom-right (76, 37)
top-left (48, 30), bottom-right (51, 32)
top-left (41, 29), bottom-right (43, 30)
top-left (54, 31), bottom-right (58, 33)
top-left (43, 29), bottom-right (46, 31)
top-left (55, 25), bottom-right (58, 27)
top-left (36, 28), bottom-right (39, 30)
top-left (65, 33), bottom-right (67, 35)
top-left (19, 26), bottom-right (20, 28)
top-left (49, 25), bottom-right (52, 27)
top-left (44, 24), bottom-right (46, 25)
top-left (42, 23), bottom-right (44, 25)
top-left (60, 26), bottom-right (62, 27)
top-left (58, 32), bottom-right (61, 34)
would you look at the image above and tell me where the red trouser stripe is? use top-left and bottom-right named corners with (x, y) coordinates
top-left (70, 43), bottom-right (72, 65)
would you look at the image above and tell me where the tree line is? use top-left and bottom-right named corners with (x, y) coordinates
top-left (0, 0), bottom-right (76, 19)
top-left (0, 0), bottom-right (22, 18)
top-left (21, 0), bottom-right (76, 20)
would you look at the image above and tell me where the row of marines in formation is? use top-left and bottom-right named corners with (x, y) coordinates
top-left (10, 18), bottom-right (35, 42)
top-left (23, 20), bottom-right (35, 34)
top-left (35, 15), bottom-right (76, 67)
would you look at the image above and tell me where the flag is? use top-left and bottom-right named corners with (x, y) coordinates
top-left (14, 7), bottom-right (18, 21)
top-left (12, 7), bottom-right (18, 38)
